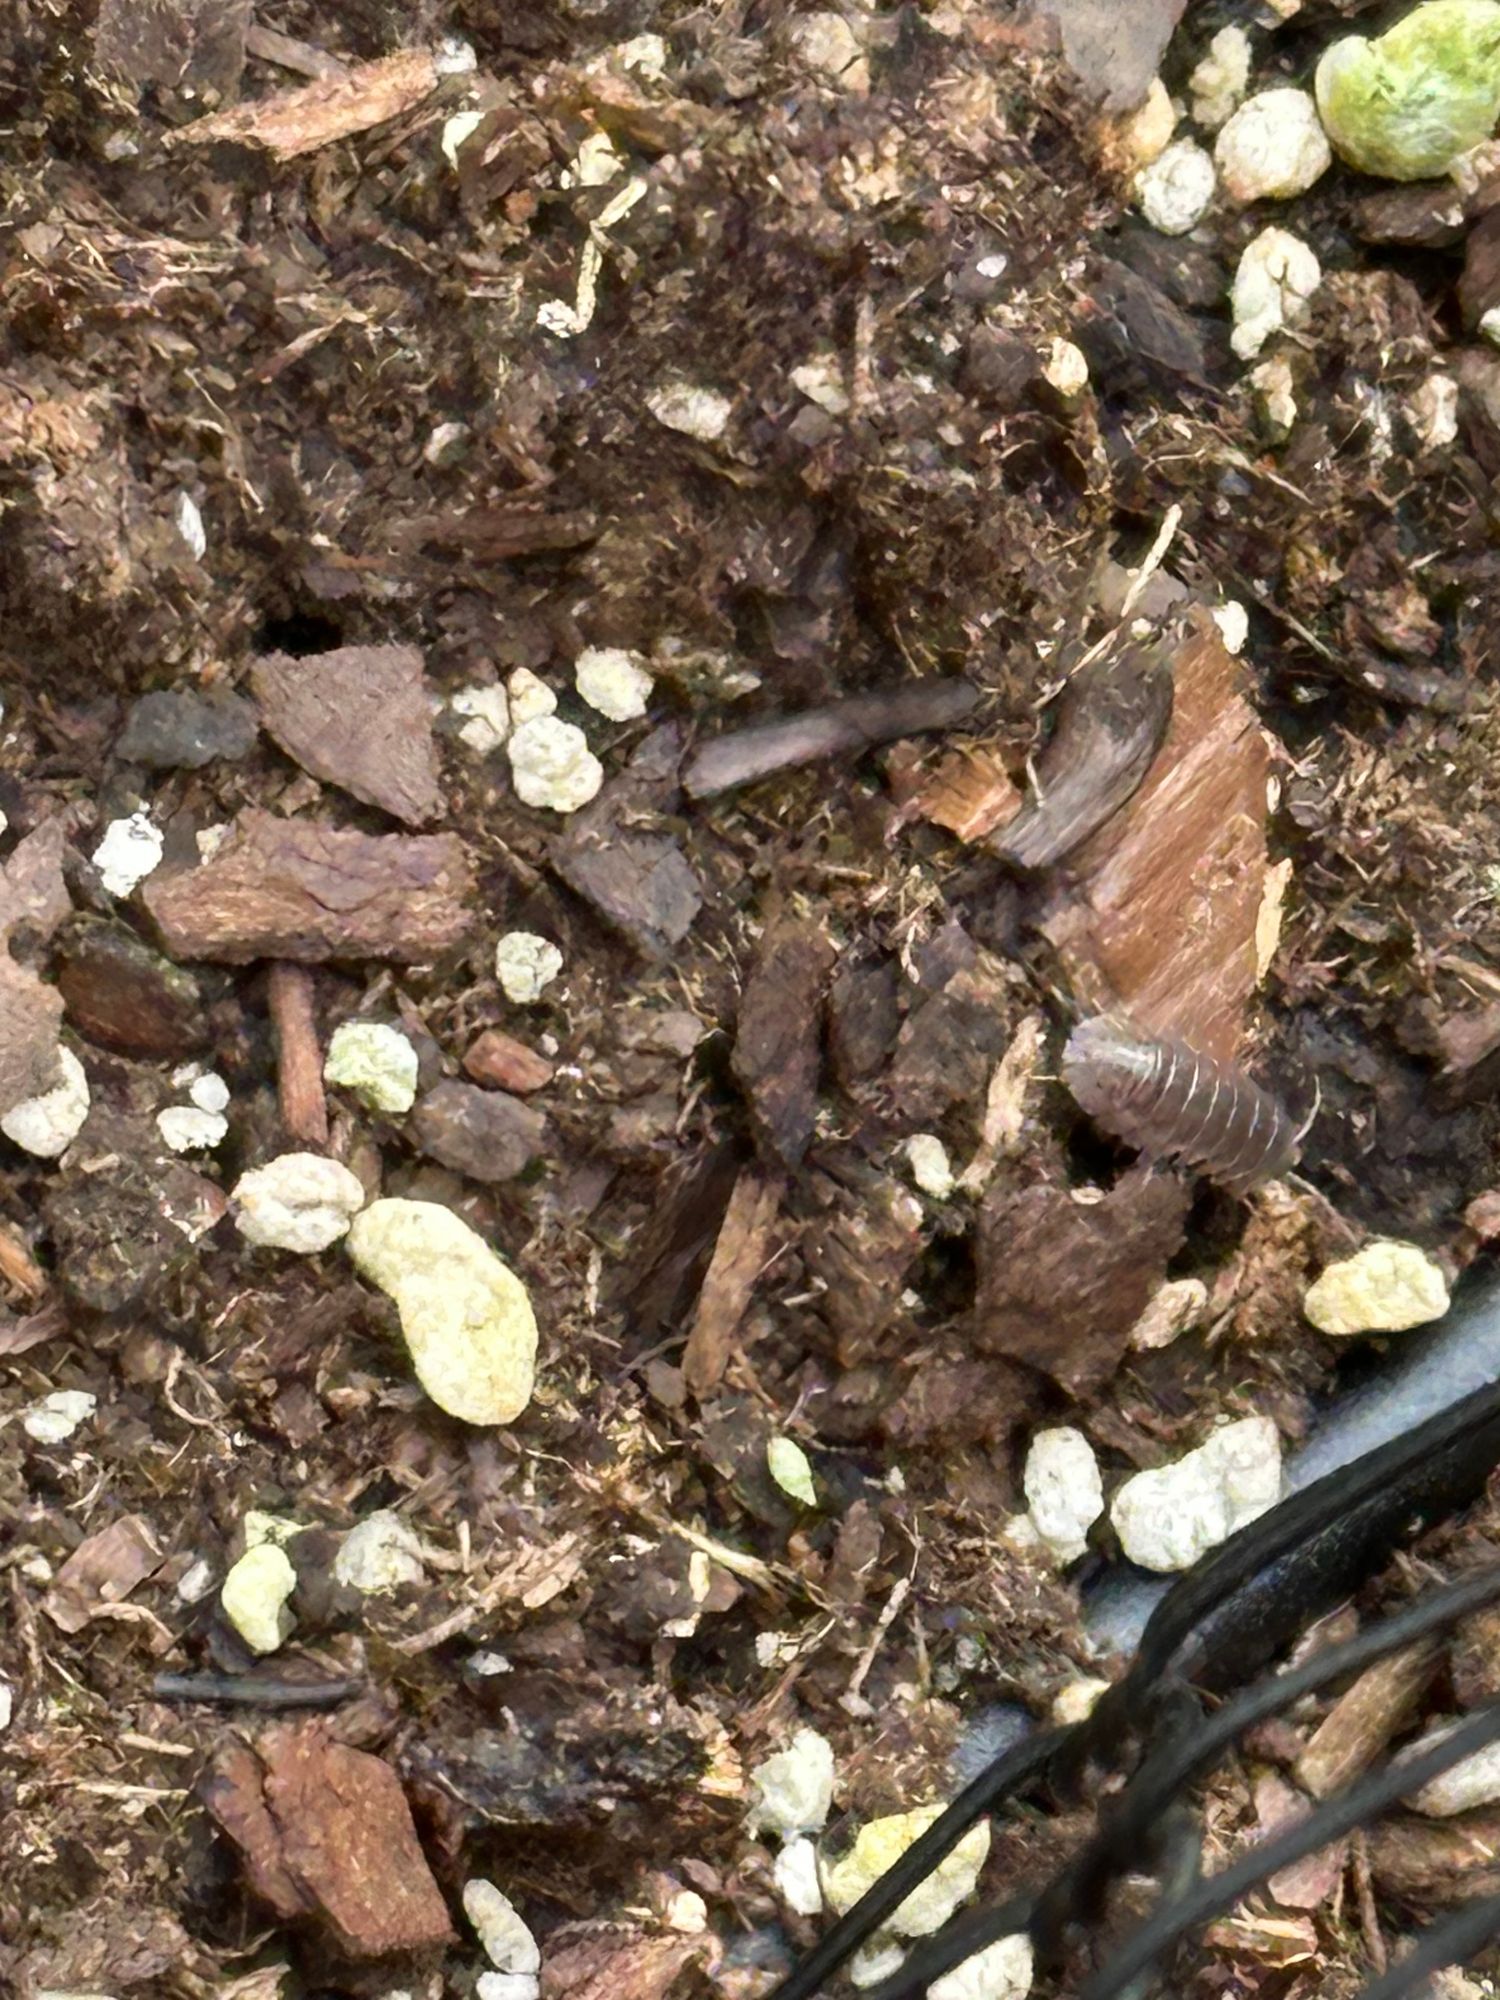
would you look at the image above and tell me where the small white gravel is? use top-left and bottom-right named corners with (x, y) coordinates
top-left (1189, 26), bottom-right (1251, 131)
top-left (451, 684), bottom-right (511, 755)
top-left (463, 1880), bottom-right (541, 1974)
top-left (334, 1510), bottom-right (426, 1593)
top-left (2, 1047), bottom-right (90, 1158)
top-left (220, 1541), bottom-right (297, 1654)
top-left (1023, 1427), bottom-right (1104, 1564)
top-left (495, 931), bottom-right (563, 1004)
top-left (574, 646), bottom-right (653, 722)
top-left (507, 715), bottom-right (604, 813)
top-left (1215, 88), bottom-right (1330, 202)
top-left (22, 1389), bottom-right (97, 1444)
top-left (157, 1105), bottom-right (229, 1152)
top-left (1231, 227), bottom-right (1320, 360)
top-left (92, 811), bottom-right (164, 897)
top-left (1134, 139), bottom-right (1215, 236)
top-left (1043, 337), bottom-right (1088, 400)
top-left (774, 1837), bottom-right (824, 1915)
top-left (1110, 1416), bottom-right (1283, 1572)
top-left (232, 1152), bottom-right (367, 1253)
top-left (188, 1071), bottom-right (230, 1113)
top-left (1128, 1276), bottom-right (1210, 1350)
top-left (1303, 1240), bottom-right (1450, 1336)
top-left (506, 668), bottom-right (557, 725)
top-left (648, 380), bottom-right (733, 441)
top-left (747, 1728), bottom-right (836, 1838)
top-left (931, 1933), bottom-right (1034, 2000)
top-left (906, 1132), bottom-right (955, 1197)
top-left (1409, 374), bottom-right (1460, 450)
top-left (324, 1021), bottom-right (421, 1116)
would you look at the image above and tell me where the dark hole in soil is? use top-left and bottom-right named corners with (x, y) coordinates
top-left (254, 610), bottom-right (345, 657)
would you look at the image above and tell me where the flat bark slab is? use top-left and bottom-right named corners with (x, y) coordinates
top-left (203, 1722), bottom-right (454, 1957)
top-left (143, 809), bottom-right (472, 963)
top-left (408, 1079), bottom-right (548, 1181)
top-left (252, 644), bottom-right (441, 825)
top-left (1043, 615), bottom-right (1269, 1062)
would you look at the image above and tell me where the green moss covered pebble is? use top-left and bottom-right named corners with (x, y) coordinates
top-left (1316, 0), bottom-right (1500, 181)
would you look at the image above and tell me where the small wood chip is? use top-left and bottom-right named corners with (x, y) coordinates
top-left (731, 920), bottom-right (836, 1168)
top-left (463, 1029), bottom-right (554, 1094)
top-left (172, 47), bottom-right (443, 159)
top-left (683, 680), bottom-right (979, 800)
top-left (251, 645), bottom-right (442, 825)
top-left (1297, 1639), bottom-right (1441, 1801)
top-left (143, 809), bottom-right (473, 964)
top-left (203, 1722), bottom-right (454, 1956)
top-left (682, 1167), bottom-right (783, 1396)
top-left (268, 963), bottom-right (329, 1148)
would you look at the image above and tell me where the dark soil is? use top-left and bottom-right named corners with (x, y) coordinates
top-left (3, 1), bottom-right (1500, 1997)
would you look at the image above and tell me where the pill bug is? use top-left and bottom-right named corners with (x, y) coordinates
top-left (1062, 1015), bottom-right (1300, 1194)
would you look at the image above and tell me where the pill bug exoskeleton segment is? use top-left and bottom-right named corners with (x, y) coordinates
top-left (1062, 1016), bottom-right (1300, 1194)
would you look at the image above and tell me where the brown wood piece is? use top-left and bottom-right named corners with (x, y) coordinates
top-left (682, 1168), bottom-right (783, 1396)
top-left (268, 963), bottom-right (329, 1148)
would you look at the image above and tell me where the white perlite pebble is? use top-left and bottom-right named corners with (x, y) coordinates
top-left (451, 684), bottom-right (511, 755)
top-left (22, 1389), bottom-right (97, 1444)
top-left (506, 667), bottom-right (557, 725)
top-left (1250, 353), bottom-right (1298, 435)
top-left (463, 1880), bottom-right (541, 1974)
top-left (495, 931), bottom-right (563, 1004)
top-left (767, 1435), bottom-right (817, 1506)
top-left (1409, 374), bottom-right (1460, 450)
top-left (220, 1542), bottom-right (297, 1654)
top-left (92, 810), bottom-right (164, 897)
top-left (346, 1198), bottom-right (539, 1425)
top-left (1303, 1241), bottom-right (1450, 1336)
top-left (2, 1047), bottom-right (90, 1158)
top-left (930, 1933), bottom-right (1035, 2000)
top-left (906, 1132), bottom-right (955, 1198)
top-left (476, 1976), bottom-right (539, 2000)
top-left (1211, 602), bottom-right (1249, 656)
top-left (747, 1728), bottom-right (836, 1838)
top-left (824, 1807), bottom-right (990, 1937)
top-left (324, 1021), bottom-right (420, 1116)
top-left (334, 1510), bottom-right (426, 1593)
top-left (1128, 1276), bottom-right (1210, 1351)
top-left (1043, 337), bottom-right (1089, 400)
top-left (156, 1106), bottom-right (229, 1153)
top-left (189, 1071), bottom-right (230, 1113)
top-left (1115, 76), bottom-right (1177, 167)
top-left (1189, 26), bottom-right (1251, 131)
top-left (507, 715), bottom-right (604, 813)
top-left (232, 1153), bottom-right (367, 1254)
top-left (1134, 139), bottom-right (1216, 236)
top-left (774, 1837), bottom-right (825, 1915)
top-left (1110, 1416), bottom-right (1283, 1572)
top-left (851, 1941), bottom-right (907, 1989)
top-left (647, 381), bottom-right (733, 442)
top-left (1023, 1427), bottom-right (1104, 1564)
top-left (575, 646), bottom-right (653, 722)
top-left (176, 1557), bottom-right (216, 1604)
top-left (174, 489), bottom-right (207, 559)
top-left (1214, 88), bottom-right (1330, 203)
top-left (1405, 1721), bottom-right (1500, 1817)
top-left (1231, 227), bottom-right (1320, 360)
top-left (0, 1680), bottom-right (12, 1732)
top-left (666, 1890), bottom-right (708, 1934)
top-left (1050, 1678), bottom-right (1111, 1727)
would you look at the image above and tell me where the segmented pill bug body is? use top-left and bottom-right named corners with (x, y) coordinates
top-left (1062, 1016), bottom-right (1300, 1194)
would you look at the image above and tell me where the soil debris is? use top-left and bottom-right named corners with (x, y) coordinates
top-left (173, 46), bottom-right (451, 159)
top-left (732, 919), bottom-right (837, 1169)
